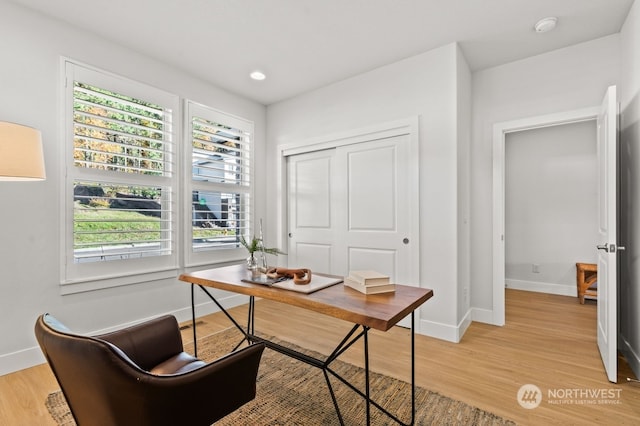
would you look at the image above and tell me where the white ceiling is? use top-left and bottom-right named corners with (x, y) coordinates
top-left (8, 0), bottom-right (635, 105)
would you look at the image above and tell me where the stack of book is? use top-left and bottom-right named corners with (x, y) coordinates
top-left (344, 270), bottom-right (395, 294)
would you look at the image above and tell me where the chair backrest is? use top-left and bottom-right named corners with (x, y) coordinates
top-left (35, 314), bottom-right (152, 425)
top-left (35, 313), bottom-right (265, 426)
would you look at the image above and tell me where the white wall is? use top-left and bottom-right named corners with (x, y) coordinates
top-left (0, 2), bottom-right (266, 375)
top-left (471, 35), bottom-right (620, 316)
top-left (619, 0), bottom-right (640, 379)
top-left (267, 43), bottom-right (467, 341)
top-left (505, 121), bottom-right (598, 296)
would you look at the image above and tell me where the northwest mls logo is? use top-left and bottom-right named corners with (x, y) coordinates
top-left (517, 384), bottom-right (622, 408)
top-left (517, 384), bottom-right (542, 409)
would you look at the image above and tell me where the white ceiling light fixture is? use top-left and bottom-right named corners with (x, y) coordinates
top-left (250, 70), bottom-right (266, 81)
top-left (534, 17), bottom-right (558, 33)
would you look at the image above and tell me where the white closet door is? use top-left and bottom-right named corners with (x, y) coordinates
top-left (287, 135), bottom-right (416, 284)
top-left (333, 135), bottom-right (415, 288)
top-left (287, 149), bottom-right (338, 273)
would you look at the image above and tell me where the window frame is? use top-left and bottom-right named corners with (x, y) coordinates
top-left (60, 59), bottom-right (181, 294)
top-left (183, 100), bottom-right (254, 267)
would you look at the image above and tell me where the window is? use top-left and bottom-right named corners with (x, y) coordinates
top-left (62, 60), bottom-right (179, 292)
top-left (185, 101), bottom-right (253, 266)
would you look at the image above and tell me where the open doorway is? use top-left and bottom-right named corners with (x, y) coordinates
top-left (491, 106), bottom-right (600, 325)
top-left (493, 88), bottom-right (620, 382)
top-left (504, 120), bottom-right (598, 296)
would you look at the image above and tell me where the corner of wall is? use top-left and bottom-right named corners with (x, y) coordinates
top-left (418, 308), bottom-right (472, 343)
top-left (456, 42), bottom-right (473, 324)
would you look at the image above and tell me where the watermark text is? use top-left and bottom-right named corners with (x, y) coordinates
top-left (517, 384), bottom-right (622, 409)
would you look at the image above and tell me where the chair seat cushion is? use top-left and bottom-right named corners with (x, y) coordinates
top-left (150, 352), bottom-right (206, 375)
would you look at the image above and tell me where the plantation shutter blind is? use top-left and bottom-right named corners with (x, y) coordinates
top-left (192, 117), bottom-right (250, 186)
top-left (73, 83), bottom-right (170, 175)
top-left (72, 82), bottom-right (174, 262)
top-left (187, 101), bottom-right (253, 265)
top-left (63, 60), bottom-right (179, 292)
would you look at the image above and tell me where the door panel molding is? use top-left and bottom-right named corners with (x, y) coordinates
top-left (347, 144), bottom-right (397, 231)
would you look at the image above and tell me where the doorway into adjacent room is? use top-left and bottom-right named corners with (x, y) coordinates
top-left (493, 87), bottom-right (620, 382)
top-left (504, 120), bottom-right (598, 297)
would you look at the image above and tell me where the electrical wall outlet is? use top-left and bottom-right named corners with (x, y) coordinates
top-left (532, 264), bottom-right (540, 273)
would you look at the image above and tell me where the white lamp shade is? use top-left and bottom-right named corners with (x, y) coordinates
top-left (0, 121), bottom-right (46, 181)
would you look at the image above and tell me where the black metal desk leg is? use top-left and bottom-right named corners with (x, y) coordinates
top-left (364, 327), bottom-right (371, 425)
top-left (247, 296), bottom-right (255, 335)
top-left (410, 311), bottom-right (416, 425)
top-left (191, 284), bottom-right (197, 357)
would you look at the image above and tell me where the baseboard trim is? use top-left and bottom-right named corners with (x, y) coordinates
top-left (506, 279), bottom-right (576, 297)
top-left (0, 293), bottom-right (249, 377)
top-left (471, 307), bottom-right (496, 325)
top-left (619, 333), bottom-right (640, 381)
top-left (457, 309), bottom-right (472, 341)
top-left (418, 316), bottom-right (468, 343)
top-left (0, 346), bottom-right (46, 377)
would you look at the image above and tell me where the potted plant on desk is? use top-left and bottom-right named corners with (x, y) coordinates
top-left (240, 235), bottom-right (285, 272)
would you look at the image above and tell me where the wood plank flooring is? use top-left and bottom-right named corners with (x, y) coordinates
top-left (1, 289), bottom-right (638, 425)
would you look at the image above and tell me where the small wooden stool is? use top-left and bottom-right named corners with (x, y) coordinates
top-left (576, 262), bottom-right (597, 304)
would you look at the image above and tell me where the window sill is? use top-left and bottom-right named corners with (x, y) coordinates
top-left (60, 268), bottom-right (178, 295)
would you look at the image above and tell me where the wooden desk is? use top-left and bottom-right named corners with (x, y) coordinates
top-left (180, 264), bottom-right (432, 331)
top-left (179, 264), bottom-right (433, 426)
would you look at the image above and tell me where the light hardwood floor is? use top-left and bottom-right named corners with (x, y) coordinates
top-left (1, 289), bottom-right (638, 425)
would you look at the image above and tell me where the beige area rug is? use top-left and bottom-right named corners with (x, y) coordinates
top-left (46, 327), bottom-right (515, 425)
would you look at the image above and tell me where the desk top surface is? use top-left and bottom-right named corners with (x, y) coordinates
top-left (179, 264), bottom-right (433, 332)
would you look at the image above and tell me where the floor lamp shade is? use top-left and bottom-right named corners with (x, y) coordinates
top-left (0, 121), bottom-right (46, 181)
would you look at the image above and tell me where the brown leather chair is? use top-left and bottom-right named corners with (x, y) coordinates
top-left (35, 313), bottom-right (264, 426)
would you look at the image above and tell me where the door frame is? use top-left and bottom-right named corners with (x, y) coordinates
top-left (492, 106), bottom-right (599, 326)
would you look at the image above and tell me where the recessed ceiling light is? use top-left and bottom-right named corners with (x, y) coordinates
top-left (534, 17), bottom-right (558, 33)
top-left (250, 71), bottom-right (266, 81)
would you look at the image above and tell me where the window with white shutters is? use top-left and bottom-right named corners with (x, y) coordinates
top-left (185, 101), bottom-right (253, 266)
top-left (62, 60), bottom-right (179, 292)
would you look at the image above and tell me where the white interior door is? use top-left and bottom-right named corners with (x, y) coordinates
top-left (333, 136), bottom-right (415, 286)
top-left (287, 149), bottom-right (337, 273)
top-left (596, 85), bottom-right (618, 383)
